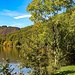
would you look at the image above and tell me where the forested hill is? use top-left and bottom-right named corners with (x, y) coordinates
top-left (0, 26), bottom-right (20, 35)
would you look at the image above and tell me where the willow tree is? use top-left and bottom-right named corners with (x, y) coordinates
top-left (27, 0), bottom-right (74, 66)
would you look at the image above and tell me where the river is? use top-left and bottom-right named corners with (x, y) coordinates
top-left (0, 46), bottom-right (31, 74)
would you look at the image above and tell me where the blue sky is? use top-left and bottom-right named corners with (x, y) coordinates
top-left (0, 0), bottom-right (75, 28)
top-left (0, 0), bottom-right (33, 28)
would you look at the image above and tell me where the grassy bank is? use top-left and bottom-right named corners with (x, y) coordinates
top-left (52, 65), bottom-right (75, 75)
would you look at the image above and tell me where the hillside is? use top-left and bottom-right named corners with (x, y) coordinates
top-left (0, 26), bottom-right (20, 35)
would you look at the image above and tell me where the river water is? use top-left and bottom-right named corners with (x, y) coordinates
top-left (0, 46), bottom-right (31, 74)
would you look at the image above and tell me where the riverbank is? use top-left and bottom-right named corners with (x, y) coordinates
top-left (51, 65), bottom-right (75, 75)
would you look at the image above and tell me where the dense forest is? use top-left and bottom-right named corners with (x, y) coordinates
top-left (0, 0), bottom-right (75, 75)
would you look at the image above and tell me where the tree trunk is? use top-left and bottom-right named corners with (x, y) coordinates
top-left (52, 24), bottom-right (59, 66)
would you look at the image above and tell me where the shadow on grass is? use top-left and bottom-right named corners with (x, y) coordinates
top-left (51, 70), bottom-right (75, 75)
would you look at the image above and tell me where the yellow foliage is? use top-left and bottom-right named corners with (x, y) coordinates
top-left (3, 41), bottom-right (13, 47)
top-left (3, 41), bottom-right (8, 46)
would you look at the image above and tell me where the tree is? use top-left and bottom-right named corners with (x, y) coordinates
top-left (27, 0), bottom-right (74, 23)
top-left (27, 0), bottom-right (74, 66)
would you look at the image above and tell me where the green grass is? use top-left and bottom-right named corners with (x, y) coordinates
top-left (52, 65), bottom-right (75, 75)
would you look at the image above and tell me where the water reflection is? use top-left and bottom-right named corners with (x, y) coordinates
top-left (0, 46), bottom-right (21, 62)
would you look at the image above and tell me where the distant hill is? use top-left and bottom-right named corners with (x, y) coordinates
top-left (0, 26), bottom-right (20, 35)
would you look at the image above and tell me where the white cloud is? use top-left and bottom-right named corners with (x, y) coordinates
top-left (0, 9), bottom-right (31, 19)
top-left (14, 14), bottom-right (31, 19)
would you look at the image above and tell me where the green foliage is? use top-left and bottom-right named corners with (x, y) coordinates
top-left (0, 58), bottom-right (13, 75)
top-left (27, 0), bottom-right (74, 67)
top-left (13, 40), bottom-right (21, 47)
top-left (27, 0), bottom-right (74, 22)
